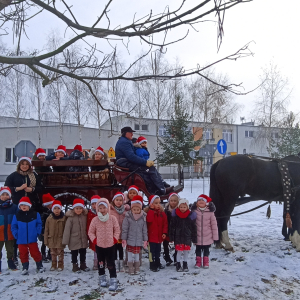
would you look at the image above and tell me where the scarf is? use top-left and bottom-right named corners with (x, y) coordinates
top-left (114, 205), bottom-right (125, 215)
top-left (51, 211), bottom-right (65, 219)
top-left (175, 208), bottom-right (190, 219)
top-left (18, 169), bottom-right (37, 195)
top-left (198, 207), bottom-right (206, 211)
top-left (132, 211), bottom-right (143, 221)
top-left (168, 204), bottom-right (176, 212)
top-left (0, 199), bottom-right (12, 208)
top-left (98, 211), bottom-right (109, 222)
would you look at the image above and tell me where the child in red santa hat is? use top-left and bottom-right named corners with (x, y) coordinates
top-left (87, 195), bottom-right (101, 270)
top-left (124, 185), bottom-right (143, 204)
top-left (110, 192), bottom-right (130, 272)
top-left (169, 198), bottom-right (197, 272)
top-left (144, 195), bottom-right (168, 272)
top-left (44, 200), bottom-right (67, 271)
top-left (62, 198), bottom-right (89, 273)
top-left (191, 194), bottom-right (218, 269)
top-left (33, 148), bottom-right (52, 173)
top-left (122, 195), bottom-right (148, 275)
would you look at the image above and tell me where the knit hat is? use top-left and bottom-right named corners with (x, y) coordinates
top-left (112, 192), bottom-right (125, 203)
top-left (72, 198), bottom-right (85, 209)
top-left (137, 136), bottom-right (147, 145)
top-left (197, 194), bottom-right (211, 203)
top-left (149, 195), bottom-right (160, 205)
top-left (178, 198), bottom-right (189, 207)
top-left (19, 157), bottom-right (32, 165)
top-left (95, 146), bottom-right (104, 155)
top-left (55, 145), bottom-right (66, 155)
top-left (131, 195), bottom-right (143, 209)
top-left (35, 148), bottom-right (46, 157)
top-left (52, 200), bottom-right (62, 211)
top-left (91, 195), bottom-right (101, 204)
top-left (74, 144), bottom-right (83, 152)
top-left (42, 193), bottom-right (55, 206)
top-left (128, 185), bottom-right (139, 194)
top-left (168, 193), bottom-right (179, 202)
top-left (18, 196), bottom-right (32, 208)
top-left (0, 186), bottom-right (11, 197)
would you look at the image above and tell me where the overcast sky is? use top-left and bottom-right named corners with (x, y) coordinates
top-left (2, 0), bottom-right (299, 124)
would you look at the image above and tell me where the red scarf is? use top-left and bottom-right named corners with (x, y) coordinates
top-left (175, 208), bottom-right (190, 219)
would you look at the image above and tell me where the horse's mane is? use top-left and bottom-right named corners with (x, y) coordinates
top-left (282, 155), bottom-right (300, 162)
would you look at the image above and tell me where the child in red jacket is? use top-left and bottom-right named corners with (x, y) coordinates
top-left (144, 195), bottom-right (168, 272)
top-left (87, 195), bottom-right (101, 270)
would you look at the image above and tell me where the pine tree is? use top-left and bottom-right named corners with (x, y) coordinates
top-left (268, 123), bottom-right (300, 158)
top-left (156, 94), bottom-right (201, 184)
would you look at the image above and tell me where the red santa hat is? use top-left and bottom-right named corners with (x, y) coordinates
top-left (0, 186), bottom-right (11, 197)
top-left (112, 192), bottom-right (125, 203)
top-left (128, 185), bottom-right (139, 194)
top-left (55, 145), bottom-right (66, 155)
top-left (74, 144), bottom-right (83, 152)
top-left (168, 193), bottom-right (179, 202)
top-left (35, 148), bottom-right (46, 157)
top-left (52, 200), bottom-right (62, 211)
top-left (18, 196), bottom-right (32, 208)
top-left (95, 146), bottom-right (104, 155)
top-left (91, 195), bottom-right (101, 204)
top-left (72, 198), bottom-right (85, 209)
top-left (42, 193), bottom-right (55, 206)
top-left (197, 194), bottom-right (212, 203)
top-left (137, 136), bottom-right (147, 145)
top-left (149, 195), bottom-right (160, 205)
top-left (131, 195), bottom-right (143, 209)
top-left (19, 157), bottom-right (32, 165)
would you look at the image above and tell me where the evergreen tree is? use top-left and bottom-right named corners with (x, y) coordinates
top-left (156, 95), bottom-right (201, 184)
top-left (268, 123), bottom-right (300, 158)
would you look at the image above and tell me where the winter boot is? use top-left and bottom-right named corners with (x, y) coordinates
top-left (115, 260), bottom-right (120, 273)
top-left (99, 274), bottom-right (107, 287)
top-left (182, 261), bottom-right (189, 272)
top-left (157, 258), bottom-right (165, 269)
top-left (50, 260), bottom-right (57, 271)
top-left (176, 262), bottom-right (183, 272)
top-left (150, 261), bottom-right (159, 272)
top-left (42, 254), bottom-right (49, 263)
top-left (163, 181), bottom-right (171, 188)
top-left (93, 259), bottom-right (98, 270)
top-left (13, 257), bottom-right (18, 266)
top-left (134, 261), bottom-right (140, 275)
top-left (57, 261), bottom-right (64, 271)
top-left (36, 261), bottom-right (45, 273)
top-left (80, 262), bottom-right (90, 272)
top-left (7, 259), bottom-right (18, 270)
top-left (72, 263), bottom-right (81, 273)
top-left (173, 251), bottom-right (177, 265)
top-left (108, 278), bottom-right (119, 291)
top-left (203, 256), bottom-right (209, 269)
top-left (195, 256), bottom-right (202, 269)
top-left (119, 260), bottom-right (125, 272)
top-left (164, 254), bottom-right (173, 266)
top-left (21, 262), bottom-right (29, 275)
top-left (127, 262), bottom-right (134, 275)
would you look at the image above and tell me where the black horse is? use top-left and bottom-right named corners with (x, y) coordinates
top-left (209, 154), bottom-right (300, 251)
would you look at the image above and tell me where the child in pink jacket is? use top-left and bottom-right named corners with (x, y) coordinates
top-left (191, 194), bottom-right (218, 269)
top-left (88, 198), bottom-right (120, 291)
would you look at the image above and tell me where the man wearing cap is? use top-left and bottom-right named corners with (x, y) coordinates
top-left (115, 127), bottom-right (173, 195)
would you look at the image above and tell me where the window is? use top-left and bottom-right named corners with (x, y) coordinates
top-left (141, 124), bottom-right (148, 131)
top-left (159, 125), bottom-right (166, 137)
top-left (245, 130), bottom-right (254, 138)
top-left (134, 124), bottom-right (140, 130)
top-left (222, 130), bottom-right (233, 142)
top-left (47, 149), bottom-right (54, 155)
top-left (204, 129), bottom-right (212, 140)
top-left (5, 148), bottom-right (17, 163)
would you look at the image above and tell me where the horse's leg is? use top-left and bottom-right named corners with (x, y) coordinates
top-left (282, 211), bottom-right (290, 241)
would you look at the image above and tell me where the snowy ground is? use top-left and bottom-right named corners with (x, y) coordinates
top-left (1, 179), bottom-right (300, 299)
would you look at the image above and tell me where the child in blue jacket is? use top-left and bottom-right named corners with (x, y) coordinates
top-left (11, 196), bottom-right (44, 275)
top-left (135, 136), bottom-right (150, 160)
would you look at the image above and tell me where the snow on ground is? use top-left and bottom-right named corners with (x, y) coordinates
top-left (1, 179), bottom-right (300, 299)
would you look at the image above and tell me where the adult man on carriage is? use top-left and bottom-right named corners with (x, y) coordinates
top-left (115, 126), bottom-right (173, 195)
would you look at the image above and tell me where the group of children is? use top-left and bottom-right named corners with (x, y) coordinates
top-left (0, 184), bottom-right (218, 291)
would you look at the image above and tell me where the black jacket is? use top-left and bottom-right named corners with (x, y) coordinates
top-left (169, 209), bottom-right (197, 246)
top-left (68, 150), bottom-right (89, 173)
top-left (46, 153), bottom-right (69, 172)
top-left (4, 171), bottom-right (42, 211)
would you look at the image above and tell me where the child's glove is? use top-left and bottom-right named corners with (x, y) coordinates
top-left (146, 160), bottom-right (154, 167)
top-left (122, 240), bottom-right (127, 248)
top-left (143, 241), bottom-right (148, 248)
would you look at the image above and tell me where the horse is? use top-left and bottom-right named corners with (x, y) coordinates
top-left (209, 154), bottom-right (300, 251)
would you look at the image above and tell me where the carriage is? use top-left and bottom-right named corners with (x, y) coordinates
top-left (32, 159), bottom-right (184, 208)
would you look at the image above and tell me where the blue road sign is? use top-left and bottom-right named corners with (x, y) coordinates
top-left (217, 139), bottom-right (227, 155)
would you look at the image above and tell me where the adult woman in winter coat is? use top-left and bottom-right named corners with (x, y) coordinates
top-left (5, 157), bottom-right (42, 211)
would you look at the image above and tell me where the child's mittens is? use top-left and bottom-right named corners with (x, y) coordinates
top-left (122, 240), bottom-right (127, 248)
top-left (143, 241), bottom-right (148, 248)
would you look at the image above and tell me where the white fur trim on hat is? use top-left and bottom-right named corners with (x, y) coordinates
top-left (95, 149), bottom-right (104, 155)
top-left (91, 198), bottom-right (99, 204)
top-left (98, 201), bottom-right (108, 208)
top-left (131, 200), bottom-right (143, 207)
top-left (112, 193), bottom-right (124, 202)
top-left (0, 188), bottom-right (11, 197)
top-left (128, 186), bottom-right (138, 193)
top-left (19, 157), bottom-right (32, 165)
top-left (52, 204), bottom-right (62, 211)
top-left (149, 195), bottom-right (160, 205)
top-left (73, 203), bottom-right (85, 209)
top-left (138, 139), bottom-right (147, 144)
top-left (18, 201), bottom-right (32, 208)
top-left (178, 198), bottom-right (189, 207)
top-left (55, 149), bottom-right (66, 155)
top-left (43, 200), bottom-right (54, 207)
